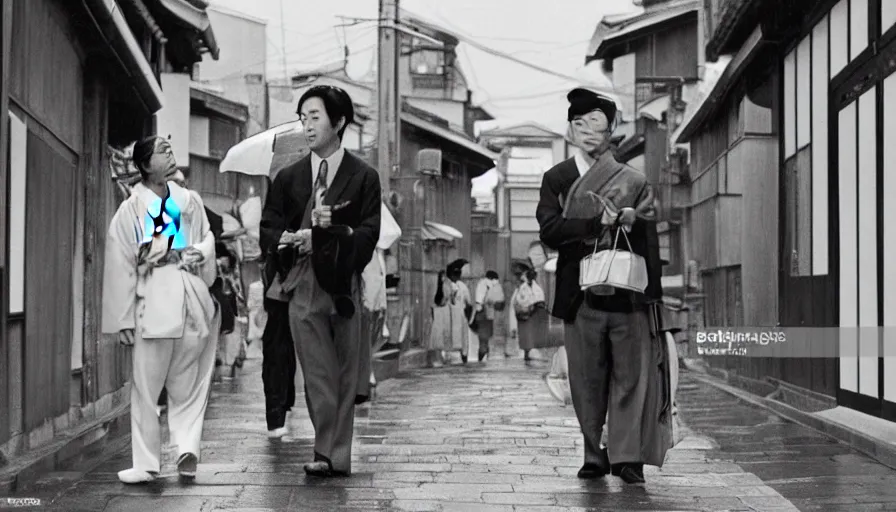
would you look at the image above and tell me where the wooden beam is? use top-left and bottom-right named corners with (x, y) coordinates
top-left (79, 61), bottom-right (109, 404)
top-left (0, 0), bottom-right (13, 444)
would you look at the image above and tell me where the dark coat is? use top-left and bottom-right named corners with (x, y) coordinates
top-left (536, 157), bottom-right (663, 323)
top-left (260, 151), bottom-right (382, 317)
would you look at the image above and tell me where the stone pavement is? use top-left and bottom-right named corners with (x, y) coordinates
top-left (9, 350), bottom-right (896, 511)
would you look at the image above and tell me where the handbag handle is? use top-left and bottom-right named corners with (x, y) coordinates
top-left (587, 225), bottom-right (637, 285)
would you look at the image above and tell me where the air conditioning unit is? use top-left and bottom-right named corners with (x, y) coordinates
top-left (417, 148), bottom-right (442, 176)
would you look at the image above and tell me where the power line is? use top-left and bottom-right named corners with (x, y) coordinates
top-left (402, 9), bottom-right (631, 96)
top-left (397, 8), bottom-right (626, 98)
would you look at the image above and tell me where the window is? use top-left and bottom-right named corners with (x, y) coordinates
top-left (409, 38), bottom-right (445, 75)
top-left (783, 27), bottom-right (830, 277)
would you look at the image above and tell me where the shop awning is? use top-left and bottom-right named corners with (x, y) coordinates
top-left (422, 221), bottom-right (463, 241)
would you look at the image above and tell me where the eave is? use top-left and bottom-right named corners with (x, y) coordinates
top-left (676, 26), bottom-right (765, 143)
top-left (401, 112), bottom-right (499, 176)
top-left (82, 0), bottom-right (165, 113)
top-left (586, 1), bottom-right (699, 63)
top-left (190, 85), bottom-right (248, 123)
top-left (150, 0), bottom-right (220, 64)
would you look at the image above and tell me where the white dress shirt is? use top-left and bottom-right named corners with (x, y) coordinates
top-left (310, 146), bottom-right (345, 208)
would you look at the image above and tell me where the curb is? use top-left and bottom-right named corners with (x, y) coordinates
top-left (0, 403), bottom-right (131, 495)
top-left (683, 362), bottom-right (896, 471)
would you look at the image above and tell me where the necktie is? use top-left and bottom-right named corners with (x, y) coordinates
top-left (316, 159), bottom-right (328, 207)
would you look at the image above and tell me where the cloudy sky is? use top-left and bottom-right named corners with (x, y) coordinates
top-left (208, 0), bottom-right (640, 132)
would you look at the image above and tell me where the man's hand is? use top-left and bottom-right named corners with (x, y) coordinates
top-left (313, 205), bottom-right (332, 229)
top-left (119, 329), bottom-right (135, 346)
top-left (617, 207), bottom-right (636, 228)
top-left (294, 229), bottom-right (312, 255)
top-left (279, 230), bottom-right (297, 245)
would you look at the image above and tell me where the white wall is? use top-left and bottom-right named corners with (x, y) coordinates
top-left (156, 73), bottom-right (192, 166)
top-left (190, 115), bottom-right (210, 157)
top-left (197, 8), bottom-right (267, 134)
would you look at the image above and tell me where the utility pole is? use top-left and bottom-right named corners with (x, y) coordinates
top-left (279, 0), bottom-right (288, 81)
top-left (377, 0), bottom-right (399, 197)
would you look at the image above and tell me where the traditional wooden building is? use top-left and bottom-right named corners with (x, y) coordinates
top-left (390, 103), bottom-right (497, 352)
top-left (585, 0), bottom-right (702, 285)
top-left (0, 0), bottom-right (217, 477)
top-left (678, 0), bottom-right (896, 423)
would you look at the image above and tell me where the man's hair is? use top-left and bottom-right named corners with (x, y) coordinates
top-left (486, 270), bottom-right (499, 280)
top-left (296, 85), bottom-right (355, 140)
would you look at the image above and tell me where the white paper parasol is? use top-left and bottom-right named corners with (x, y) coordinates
top-left (219, 120), bottom-right (310, 180)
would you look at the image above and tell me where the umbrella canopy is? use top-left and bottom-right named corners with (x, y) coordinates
top-left (219, 120), bottom-right (310, 180)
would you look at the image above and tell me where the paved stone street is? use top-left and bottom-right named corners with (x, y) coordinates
top-left (10, 349), bottom-right (896, 511)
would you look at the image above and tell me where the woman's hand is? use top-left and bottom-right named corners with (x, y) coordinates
top-left (119, 329), bottom-right (135, 346)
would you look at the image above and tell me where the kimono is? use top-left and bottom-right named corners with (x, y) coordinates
top-left (448, 280), bottom-right (474, 354)
top-left (428, 275), bottom-right (453, 351)
top-left (508, 281), bottom-right (553, 351)
top-left (102, 182), bottom-right (218, 474)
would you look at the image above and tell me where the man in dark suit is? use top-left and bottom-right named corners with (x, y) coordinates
top-left (536, 88), bottom-right (669, 484)
top-left (260, 85), bottom-right (381, 477)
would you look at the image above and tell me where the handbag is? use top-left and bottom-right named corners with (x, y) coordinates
top-left (579, 227), bottom-right (649, 294)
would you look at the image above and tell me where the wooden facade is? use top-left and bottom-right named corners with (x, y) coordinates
top-left (589, 3), bottom-right (701, 287)
top-left (386, 121), bottom-right (494, 351)
top-left (683, 0), bottom-right (896, 420)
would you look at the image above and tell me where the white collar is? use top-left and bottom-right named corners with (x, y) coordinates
top-left (134, 181), bottom-right (189, 212)
top-left (574, 150), bottom-right (595, 177)
top-left (310, 146), bottom-right (346, 185)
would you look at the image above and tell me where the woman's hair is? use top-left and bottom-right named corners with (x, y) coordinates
top-left (434, 271), bottom-right (446, 305)
top-left (132, 136), bottom-right (162, 180)
top-left (525, 269), bottom-right (537, 283)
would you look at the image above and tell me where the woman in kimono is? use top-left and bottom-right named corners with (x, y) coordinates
top-left (102, 136), bottom-right (218, 484)
top-left (427, 271), bottom-right (452, 367)
top-left (472, 270), bottom-right (505, 362)
top-left (508, 269), bottom-right (548, 362)
top-left (445, 259), bottom-right (475, 364)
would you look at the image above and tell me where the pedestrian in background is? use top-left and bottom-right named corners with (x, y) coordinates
top-left (445, 259), bottom-right (475, 364)
top-left (508, 268), bottom-right (548, 363)
top-left (472, 270), bottom-right (504, 361)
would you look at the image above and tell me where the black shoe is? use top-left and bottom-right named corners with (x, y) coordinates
top-left (478, 351), bottom-right (488, 362)
top-left (617, 464), bottom-right (645, 484)
top-left (577, 463), bottom-right (609, 479)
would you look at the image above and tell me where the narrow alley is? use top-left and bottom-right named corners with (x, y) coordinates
top-left (6, 352), bottom-right (894, 512)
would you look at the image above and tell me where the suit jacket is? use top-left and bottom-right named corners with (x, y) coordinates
top-left (536, 157), bottom-right (663, 324)
top-left (260, 151), bottom-right (382, 317)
